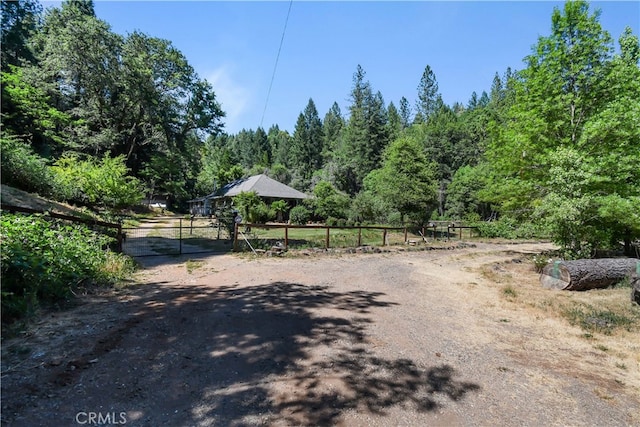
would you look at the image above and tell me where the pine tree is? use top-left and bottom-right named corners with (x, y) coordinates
top-left (399, 96), bottom-right (411, 129)
top-left (290, 98), bottom-right (323, 189)
top-left (416, 65), bottom-right (440, 122)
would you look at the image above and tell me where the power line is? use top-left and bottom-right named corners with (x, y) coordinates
top-left (260, 0), bottom-right (293, 129)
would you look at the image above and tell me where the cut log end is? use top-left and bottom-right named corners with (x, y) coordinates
top-left (541, 258), bottom-right (638, 292)
top-left (632, 264), bottom-right (640, 305)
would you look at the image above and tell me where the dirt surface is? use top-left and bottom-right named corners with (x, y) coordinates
top-left (2, 242), bottom-right (639, 426)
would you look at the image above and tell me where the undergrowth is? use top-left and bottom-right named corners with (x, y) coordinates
top-left (1, 213), bottom-right (135, 323)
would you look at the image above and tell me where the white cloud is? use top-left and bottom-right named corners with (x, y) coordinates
top-left (205, 65), bottom-right (252, 133)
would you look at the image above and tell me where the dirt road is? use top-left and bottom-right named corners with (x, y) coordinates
top-left (2, 242), bottom-right (639, 426)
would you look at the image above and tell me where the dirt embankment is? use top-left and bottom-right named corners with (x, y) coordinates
top-left (2, 242), bottom-right (639, 426)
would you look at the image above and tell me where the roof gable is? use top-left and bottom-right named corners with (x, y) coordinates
top-left (210, 174), bottom-right (308, 200)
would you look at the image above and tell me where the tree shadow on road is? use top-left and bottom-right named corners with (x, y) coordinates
top-left (4, 280), bottom-right (481, 426)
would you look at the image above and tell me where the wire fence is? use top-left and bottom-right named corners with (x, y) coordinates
top-left (122, 217), bottom-right (233, 257)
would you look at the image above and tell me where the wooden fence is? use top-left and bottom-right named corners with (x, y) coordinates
top-left (233, 222), bottom-right (479, 252)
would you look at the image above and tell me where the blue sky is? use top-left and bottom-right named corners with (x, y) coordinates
top-left (43, 1), bottom-right (640, 135)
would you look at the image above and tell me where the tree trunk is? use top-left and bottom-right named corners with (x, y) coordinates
top-left (541, 258), bottom-right (638, 291)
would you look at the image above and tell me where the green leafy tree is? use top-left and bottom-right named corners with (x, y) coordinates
top-left (445, 165), bottom-right (491, 220)
top-left (311, 181), bottom-right (350, 221)
top-left (364, 134), bottom-right (438, 224)
top-left (1, 65), bottom-right (71, 151)
top-left (348, 191), bottom-right (388, 224)
top-left (196, 136), bottom-right (244, 195)
top-left (485, 0), bottom-right (640, 255)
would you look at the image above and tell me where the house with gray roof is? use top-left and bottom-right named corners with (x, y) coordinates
top-left (189, 174), bottom-right (308, 216)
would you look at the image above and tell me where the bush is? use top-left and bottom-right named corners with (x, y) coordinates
top-left (253, 201), bottom-right (274, 223)
top-left (0, 135), bottom-right (55, 196)
top-left (1, 214), bottom-right (135, 323)
top-left (52, 154), bottom-right (143, 209)
top-left (475, 218), bottom-right (548, 241)
top-left (290, 205), bottom-right (311, 225)
top-left (326, 217), bottom-right (338, 226)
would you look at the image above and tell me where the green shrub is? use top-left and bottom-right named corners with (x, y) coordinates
top-left (51, 154), bottom-right (143, 209)
top-left (1, 214), bottom-right (135, 323)
top-left (290, 205), bottom-right (311, 225)
top-left (253, 201), bottom-right (274, 223)
top-left (475, 218), bottom-right (546, 239)
top-left (0, 135), bottom-right (55, 196)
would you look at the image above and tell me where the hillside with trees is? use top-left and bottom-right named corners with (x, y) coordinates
top-left (2, 0), bottom-right (639, 258)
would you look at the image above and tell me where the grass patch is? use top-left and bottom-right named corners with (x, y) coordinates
top-left (562, 304), bottom-right (637, 335)
top-left (502, 285), bottom-right (518, 299)
top-left (185, 259), bottom-right (205, 274)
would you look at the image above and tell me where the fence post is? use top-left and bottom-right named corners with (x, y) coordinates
top-left (383, 229), bottom-right (387, 246)
top-left (284, 225), bottom-right (289, 250)
top-left (179, 218), bottom-right (183, 254)
top-left (325, 227), bottom-right (330, 249)
top-left (233, 222), bottom-right (239, 252)
top-left (404, 227), bottom-right (408, 243)
top-left (117, 224), bottom-right (123, 253)
top-left (358, 227), bottom-right (362, 247)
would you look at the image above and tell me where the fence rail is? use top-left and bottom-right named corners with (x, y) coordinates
top-left (233, 222), bottom-right (479, 252)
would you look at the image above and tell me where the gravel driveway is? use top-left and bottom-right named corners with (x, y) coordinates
top-left (2, 242), bottom-right (639, 426)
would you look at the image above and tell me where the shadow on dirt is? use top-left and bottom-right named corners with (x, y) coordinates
top-left (3, 280), bottom-right (480, 426)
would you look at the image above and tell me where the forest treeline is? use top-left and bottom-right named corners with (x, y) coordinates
top-left (2, 0), bottom-right (639, 257)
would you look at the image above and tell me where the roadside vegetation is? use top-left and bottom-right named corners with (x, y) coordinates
top-left (1, 213), bottom-right (135, 325)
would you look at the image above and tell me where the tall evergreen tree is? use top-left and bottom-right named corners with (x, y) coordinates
top-left (267, 124), bottom-right (291, 167)
top-left (1, 0), bottom-right (41, 69)
top-left (415, 65), bottom-right (440, 122)
top-left (322, 101), bottom-right (344, 163)
top-left (338, 65), bottom-right (391, 194)
top-left (290, 98), bottom-right (323, 189)
top-left (399, 96), bottom-right (412, 129)
top-left (387, 101), bottom-right (402, 141)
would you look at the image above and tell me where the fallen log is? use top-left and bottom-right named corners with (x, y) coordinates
top-left (541, 258), bottom-right (638, 291)
top-left (632, 264), bottom-right (640, 305)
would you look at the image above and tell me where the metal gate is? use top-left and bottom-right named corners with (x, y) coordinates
top-left (122, 217), bottom-right (233, 257)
